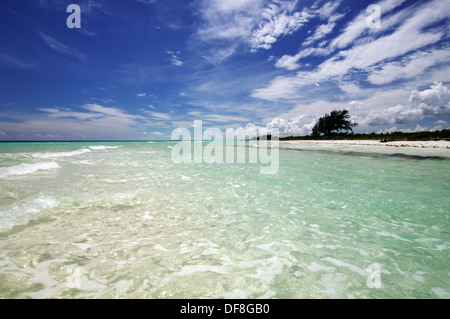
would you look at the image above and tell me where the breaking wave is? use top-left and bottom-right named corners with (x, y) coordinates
top-left (0, 162), bottom-right (60, 178)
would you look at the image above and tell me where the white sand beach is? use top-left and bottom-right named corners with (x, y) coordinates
top-left (283, 139), bottom-right (450, 149)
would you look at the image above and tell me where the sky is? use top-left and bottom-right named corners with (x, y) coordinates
top-left (0, 0), bottom-right (449, 140)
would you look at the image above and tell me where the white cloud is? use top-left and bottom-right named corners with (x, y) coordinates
top-left (318, 19), bottom-right (445, 79)
top-left (187, 111), bottom-right (249, 123)
top-left (330, 0), bottom-right (407, 49)
top-left (39, 104), bottom-right (147, 127)
top-left (195, 0), bottom-right (316, 62)
top-left (347, 100), bottom-right (363, 111)
top-left (202, 45), bottom-right (237, 65)
top-left (338, 82), bottom-right (364, 96)
top-left (368, 48), bottom-right (450, 85)
top-left (303, 22), bottom-right (336, 46)
top-left (167, 51), bottom-right (183, 66)
top-left (254, 0), bottom-right (450, 101)
top-left (196, 0), bottom-right (264, 42)
top-left (82, 104), bottom-right (146, 121)
top-left (377, 126), bottom-right (399, 134)
top-left (249, 3), bottom-right (311, 51)
top-left (1, 104), bottom-right (151, 139)
top-left (274, 47), bottom-right (330, 70)
top-left (378, 124), bottom-right (445, 134)
top-left (232, 114), bottom-right (318, 139)
top-left (358, 82), bottom-right (450, 126)
top-left (39, 107), bottom-right (102, 120)
top-left (316, 0), bottom-right (342, 21)
top-left (360, 104), bottom-right (423, 126)
top-left (253, 83), bottom-right (450, 137)
top-left (172, 58), bottom-right (183, 67)
top-left (251, 75), bottom-right (304, 100)
top-left (409, 82), bottom-right (450, 117)
top-left (266, 116), bottom-right (316, 137)
top-left (274, 54), bottom-right (303, 71)
top-left (145, 111), bottom-right (171, 120)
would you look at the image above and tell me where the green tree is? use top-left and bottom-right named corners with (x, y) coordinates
top-left (311, 110), bottom-right (358, 137)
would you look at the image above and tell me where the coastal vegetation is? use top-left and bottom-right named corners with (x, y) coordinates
top-left (311, 110), bottom-right (358, 137)
top-left (252, 109), bottom-right (449, 142)
top-left (280, 128), bottom-right (450, 141)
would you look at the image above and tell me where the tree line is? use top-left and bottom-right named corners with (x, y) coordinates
top-left (280, 109), bottom-right (450, 141)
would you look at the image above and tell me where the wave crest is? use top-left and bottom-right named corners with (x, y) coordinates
top-left (0, 161), bottom-right (60, 178)
top-left (31, 149), bottom-right (91, 159)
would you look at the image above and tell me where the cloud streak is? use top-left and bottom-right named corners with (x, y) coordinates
top-left (39, 31), bottom-right (88, 64)
top-left (0, 104), bottom-right (153, 140)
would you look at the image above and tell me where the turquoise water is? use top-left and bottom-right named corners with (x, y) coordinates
top-left (0, 141), bottom-right (449, 298)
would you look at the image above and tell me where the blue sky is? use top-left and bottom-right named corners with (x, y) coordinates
top-left (0, 0), bottom-right (449, 140)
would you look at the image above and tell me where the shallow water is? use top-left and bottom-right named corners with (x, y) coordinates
top-left (0, 141), bottom-right (449, 298)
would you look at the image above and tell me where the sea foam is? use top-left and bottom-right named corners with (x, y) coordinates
top-left (31, 149), bottom-right (91, 159)
top-left (88, 146), bottom-right (120, 150)
top-left (0, 161), bottom-right (60, 178)
top-left (0, 195), bottom-right (60, 232)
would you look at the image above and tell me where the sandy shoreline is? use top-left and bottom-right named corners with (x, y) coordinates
top-left (282, 139), bottom-right (450, 149)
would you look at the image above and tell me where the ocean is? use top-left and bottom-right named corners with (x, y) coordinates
top-left (0, 141), bottom-right (449, 298)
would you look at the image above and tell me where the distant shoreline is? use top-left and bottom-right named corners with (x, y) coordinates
top-left (282, 139), bottom-right (450, 149)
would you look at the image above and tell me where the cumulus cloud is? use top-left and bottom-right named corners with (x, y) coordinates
top-left (360, 105), bottom-right (423, 126)
top-left (232, 115), bottom-right (318, 139)
top-left (377, 124), bottom-right (444, 134)
top-left (409, 82), bottom-right (450, 117)
top-left (266, 116), bottom-right (317, 136)
top-left (358, 82), bottom-right (450, 126)
top-left (251, 82), bottom-right (450, 138)
top-left (347, 100), bottom-right (363, 111)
